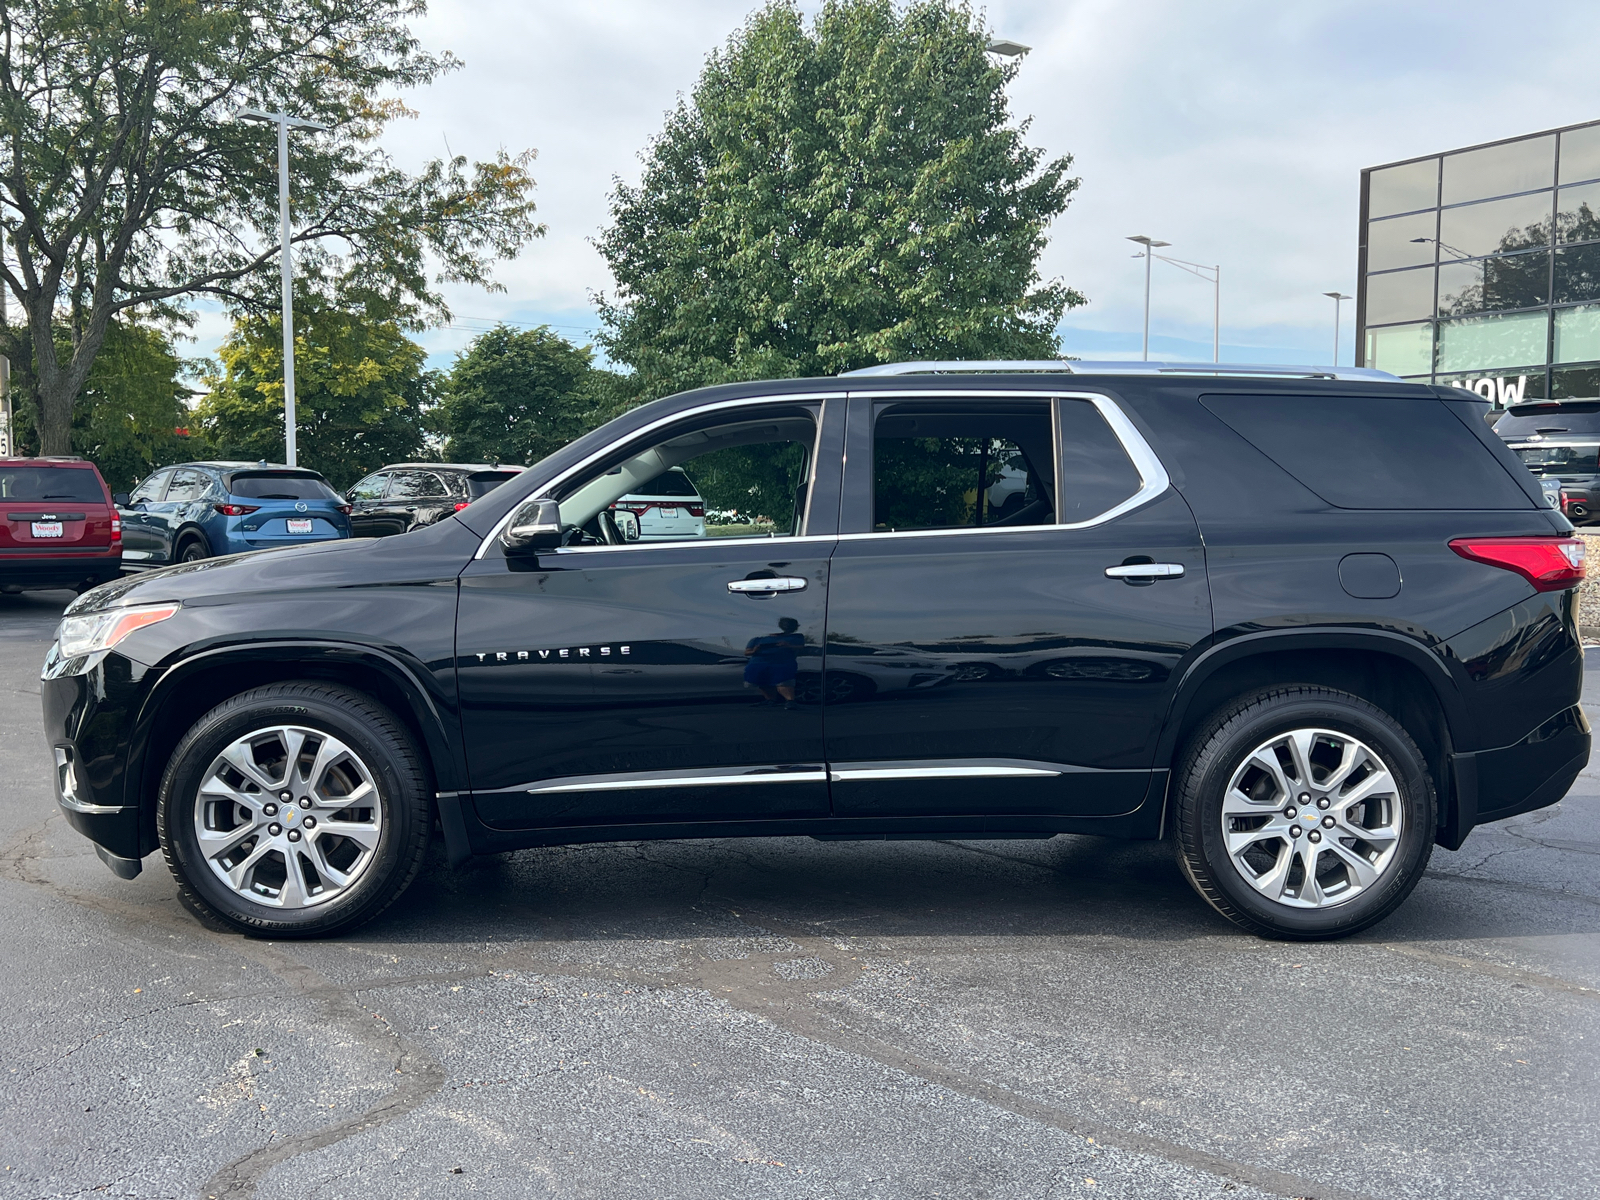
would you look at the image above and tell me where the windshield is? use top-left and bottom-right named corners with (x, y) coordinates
top-left (0, 465), bottom-right (105, 503)
top-left (227, 472), bottom-right (341, 501)
top-left (466, 471), bottom-right (521, 499)
top-left (1496, 403), bottom-right (1600, 439)
top-left (1513, 443), bottom-right (1600, 475)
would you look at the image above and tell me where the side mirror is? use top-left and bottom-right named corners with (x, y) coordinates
top-left (613, 509), bottom-right (641, 542)
top-left (502, 498), bottom-right (563, 553)
top-left (112, 493), bottom-right (130, 507)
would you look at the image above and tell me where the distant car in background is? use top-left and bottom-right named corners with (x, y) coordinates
top-left (117, 462), bottom-right (351, 567)
top-left (344, 463), bottom-right (524, 538)
top-left (1495, 400), bottom-right (1600, 524)
top-left (0, 457), bottom-right (121, 594)
top-left (611, 467), bottom-right (707, 540)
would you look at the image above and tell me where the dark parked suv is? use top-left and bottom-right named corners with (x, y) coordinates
top-left (1494, 399), bottom-right (1600, 523)
top-left (344, 463), bottom-right (524, 538)
top-left (41, 363), bottom-right (1588, 941)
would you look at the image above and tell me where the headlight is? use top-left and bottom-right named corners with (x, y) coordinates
top-left (56, 604), bottom-right (180, 658)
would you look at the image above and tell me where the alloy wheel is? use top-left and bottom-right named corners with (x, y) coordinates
top-left (1220, 727), bottom-right (1403, 909)
top-left (192, 725), bottom-right (383, 909)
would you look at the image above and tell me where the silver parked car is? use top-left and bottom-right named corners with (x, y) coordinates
top-left (610, 467), bottom-right (707, 540)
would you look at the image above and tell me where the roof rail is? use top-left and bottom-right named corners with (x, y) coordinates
top-left (839, 360), bottom-right (1402, 383)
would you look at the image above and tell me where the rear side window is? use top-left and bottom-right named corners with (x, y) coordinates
top-left (0, 465), bottom-right (105, 503)
top-left (1058, 399), bottom-right (1142, 522)
top-left (466, 471), bottom-right (521, 499)
top-left (228, 472), bottom-right (339, 501)
top-left (387, 471), bottom-right (449, 499)
top-left (349, 473), bottom-right (388, 501)
top-left (1201, 394), bottom-right (1532, 509)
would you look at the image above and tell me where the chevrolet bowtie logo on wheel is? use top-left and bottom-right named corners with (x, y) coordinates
top-left (473, 646), bottom-right (632, 663)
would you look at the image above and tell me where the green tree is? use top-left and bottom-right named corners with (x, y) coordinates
top-left (596, 0), bottom-right (1082, 402)
top-left (435, 324), bottom-right (600, 464)
top-left (195, 301), bottom-right (435, 488)
top-left (0, 0), bottom-right (543, 454)
top-left (4, 318), bottom-right (191, 492)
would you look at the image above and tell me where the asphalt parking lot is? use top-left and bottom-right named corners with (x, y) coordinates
top-left (2, 589), bottom-right (1597, 1200)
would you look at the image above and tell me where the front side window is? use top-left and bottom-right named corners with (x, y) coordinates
top-left (553, 404), bottom-right (819, 544)
top-left (130, 470), bottom-right (171, 505)
top-left (871, 401), bottom-right (1057, 532)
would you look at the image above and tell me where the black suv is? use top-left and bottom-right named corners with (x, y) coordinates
top-left (344, 463), bottom-right (524, 538)
top-left (1494, 400), bottom-right (1600, 523)
top-left (41, 364), bottom-right (1588, 941)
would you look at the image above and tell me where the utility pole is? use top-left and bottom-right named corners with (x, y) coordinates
top-left (238, 107), bottom-right (327, 467)
top-left (1323, 292), bottom-right (1352, 366)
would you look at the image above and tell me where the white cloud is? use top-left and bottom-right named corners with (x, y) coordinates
top-left (192, 0), bottom-right (1600, 370)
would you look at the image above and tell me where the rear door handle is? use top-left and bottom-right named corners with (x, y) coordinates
top-left (728, 576), bottom-right (808, 594)
top-left (1105, 562), bottom-right (1185, 579)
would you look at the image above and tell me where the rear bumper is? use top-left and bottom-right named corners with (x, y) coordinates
top-left (1442, 704), bottom-right (1590, 848)
top-left (0, 552), bottom-right (121, 588)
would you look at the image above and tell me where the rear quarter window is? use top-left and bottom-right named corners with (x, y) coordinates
top-left (1200, 394), bottom-right (1533, 510)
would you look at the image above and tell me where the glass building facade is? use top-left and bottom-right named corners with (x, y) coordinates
top-left (1357, 118), bottom-right (1600, 407)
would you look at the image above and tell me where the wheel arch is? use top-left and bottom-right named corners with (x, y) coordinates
top-left (173, 522), bottom-right (211, 555)
top-left (1159, 631), bottom-right (1467, 845)
top-left (127, 641), bottom-right (464, 858)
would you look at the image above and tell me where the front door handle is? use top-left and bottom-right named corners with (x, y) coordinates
top-left (728, 576), bottom-right (808, 594)
top-left (1105, 562), bottom-right (1185, 579)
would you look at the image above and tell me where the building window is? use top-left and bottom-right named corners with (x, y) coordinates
top-left (1365, 266), bottom-right (1435, 325)
top-left (1557, 181), bottom-right (1600, 243)
top-left (1441, 135), bottom-right (1555, 206)
top-left (1365, 211), bottom-right (1438, 272)
top-left (1552, 364), bottom-right (1600, 399)
top-left (1368, 158), bottom-right (1439, 218)
top-left (1438, 191), bottom-right (1551, 260)
top-left (1555, 243), bottom-right (1600, 304)
top-left (1559, 124), bottom-right (1600, 186)
top-left (1436, 310), bottom-right (1548, 374)
top-left (1438, 251), bottom-right (1549, 317)
top-left (1554, 305), bottom-right (1600, 364)
top-left (1365, 322), bottom-right (1433, 376)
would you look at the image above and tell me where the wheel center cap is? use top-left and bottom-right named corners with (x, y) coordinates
top-left (282, 808), bottom-right (297, 825)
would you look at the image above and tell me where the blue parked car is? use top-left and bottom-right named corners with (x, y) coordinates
top-left (114, 462), bottom-right (352, 568)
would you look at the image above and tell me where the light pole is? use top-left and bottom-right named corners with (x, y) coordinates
top-left (985, 38), bottom-right (1031, 56)
top-left (1323, 291), bottom-right (1352, 366)
top-left (1127, 235), bottom-right (1171, 360)
top-left (1147, 252), bottom-right (1221, 362)
top-left (238, 107), bottom-right (328, 467)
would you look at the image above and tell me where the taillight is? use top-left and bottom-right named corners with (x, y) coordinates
top-left (110, 517), bottom-right (121, 545)
top-left (214, 503), bottom-right (260, 517)
top-left (1449, 536), bottom-right (1586, 591)
top-left (454, 501), bottom-right (470, 512)
top-left (687, 504), bottom-right (705, 517)
top-left (337, 504), bottom-right (353, 515)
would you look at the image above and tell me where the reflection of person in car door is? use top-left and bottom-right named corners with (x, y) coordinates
top-left (744, 616), bottom-right (804, 707)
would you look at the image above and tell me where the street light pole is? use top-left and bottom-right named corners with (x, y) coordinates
top-left (1323, 291), bottom-right (1352, 366)
top-left (238, 107), bottom-right (327, 467)
top-left (1127, 235), bottom-right (1171, 361)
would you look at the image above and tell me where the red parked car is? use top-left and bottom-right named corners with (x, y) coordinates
top-left (0, 457), bottom-right (122, 594)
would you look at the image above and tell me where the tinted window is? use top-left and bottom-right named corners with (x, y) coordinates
top-left (129, 470), bottom-right (170, 505)
top-left (628, 468), bottom-right (700, 498)
top-left (1365, 211), bottom-right (1437, 273)
top-left (1495, 402), bottom-right (1600, 438)
top-left (466, 471), bottom-right (521, 499)
top-left (0, 465), bottom-right (106, 503)
top-left (1202, 394), bottom-right (1532, 510)
top-left (1368, 158), bottom-right (1438, 218)
top-left (164, 468), bottom-right (212, 502)
top-left (227, 472), bottom-right (339, 501)
top-left (873, 401), bottom-right (1056, 532)
top-left (1058, 400), bottom-right (1142, 522)
top-left (349, 473), bottom-right (388, 501)
top-left (387, 471), bottom-right (448, 499)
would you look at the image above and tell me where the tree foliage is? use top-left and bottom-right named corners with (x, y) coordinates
top-left (435, 324), bottom-right (603, 465)
top-left (194, 301), bottom-right (435, 488)
top-left (0, 0), bottom-right (543, 453)
top-left (596, 0), bottom-right (1082, 401)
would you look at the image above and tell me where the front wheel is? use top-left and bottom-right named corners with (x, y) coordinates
top-left (1173, 686), bottom-right (1435, 940)
top-left (157, 682), bottom-right (432, 937)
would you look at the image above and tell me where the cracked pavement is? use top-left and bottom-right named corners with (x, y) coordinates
top-left (1, 588), bottom-right (1597, 1199)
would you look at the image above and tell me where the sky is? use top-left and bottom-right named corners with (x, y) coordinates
top-left (187, 0), bottom-right (1600, 375)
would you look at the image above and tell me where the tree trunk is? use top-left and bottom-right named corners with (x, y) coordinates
top-left (33, 370), bottom-right (76, 455)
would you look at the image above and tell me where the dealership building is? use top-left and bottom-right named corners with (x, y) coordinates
top-left (1356, 118), bottom-right (1600, 406)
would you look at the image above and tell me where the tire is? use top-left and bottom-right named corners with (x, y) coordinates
top-left (177, 535), bottom-right (208, 563)
top-left (1173, 685), bottom-right (1435, 940)
top-left (157, 681), bottom-right (432, 938)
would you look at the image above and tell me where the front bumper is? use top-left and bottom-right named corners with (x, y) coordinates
top-left (42, 650), bottom-right (149, 862)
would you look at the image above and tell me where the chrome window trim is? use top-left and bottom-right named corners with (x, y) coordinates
top-left (474, 393), bottom-right (837, 559)
top-left (548, 534), bottom-right (837, 557)
top-left (840, 389), bottom-right (1171, 540)
top-left (828, 760), bottom-right (1063, 782)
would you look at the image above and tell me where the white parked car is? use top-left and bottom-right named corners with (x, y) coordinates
top-left (610, 467), bottom-right (707, 540)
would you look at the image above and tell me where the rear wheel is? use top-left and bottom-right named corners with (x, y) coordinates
top-left (157, 681), bottom-right (432, 937)
top-left (1173, 686), bottom-right (1435, 940)
top-left (177, 534), bottom-right (208, 563)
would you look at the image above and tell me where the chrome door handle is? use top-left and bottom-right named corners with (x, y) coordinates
top-left (728, 576), bottom-right (808, 594)
top-left (1105, 562), bottom-right (1185, 579)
